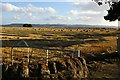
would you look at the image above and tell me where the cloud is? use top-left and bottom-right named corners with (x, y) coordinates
top-left (73, 2), bottom-right (109, 11)
top-left (30, 16), bottom-right (40, 20)
top-left (25, 13), bottom-right (32, 17)
top-left (1, 2), bottom-right (116, 26)
top-left (68, 1), bottom-right (109, 24)
top-left (100, 18), bottom-right (118, 26)
top-left (0, 14), bottom-right (2, 25)
top-left (13, 15), bottom-right (20, 20)
top-left (46, 15), bottom-right (72, 21)
top-left (1, 0), bottom-right (91, 2)
top-left (65, 0), bottom-right (90, 2)
top-left (0, 3), bottom-right (56, 14)
top-left (1, 3), bottom-right (18, 12)
top-left (69, 10), bottom-right (101, 16)
top-left (68, 1), bottom-right (108, 17)
top-left (77, 16), bottom-right (93, 21)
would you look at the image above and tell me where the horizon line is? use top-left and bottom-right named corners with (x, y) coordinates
top-left (1, 23), bottom-right (118, 27)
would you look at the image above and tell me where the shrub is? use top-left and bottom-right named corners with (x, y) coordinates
top-left (23, 24), bottom-right (32, 27)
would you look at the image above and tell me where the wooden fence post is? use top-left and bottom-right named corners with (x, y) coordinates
top-left (46, 49), bottom-right (49, 66)
top-left (11, 47), bottom-right (14, 65)
top-left (77, 50), bottom-right (80, 57)
top-left (72, 52), bottom-right (74, 58)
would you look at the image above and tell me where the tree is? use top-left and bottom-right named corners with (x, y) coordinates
top-left (104, 1), bottom-right (120, 21)
top-left (93, 0), bottom-right (120, 21)
top-left (23, 24), bottom-right (32, 27)
top-left (93, 0), bottom-right (120, 54)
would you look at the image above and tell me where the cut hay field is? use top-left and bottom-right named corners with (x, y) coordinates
top-left (1, 27), bottom-right (120, 78)
top-left (1, 27), bottom-right (118, 53)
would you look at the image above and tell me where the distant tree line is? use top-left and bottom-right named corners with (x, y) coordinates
top-left (23, 24), bottom-right (32, 27)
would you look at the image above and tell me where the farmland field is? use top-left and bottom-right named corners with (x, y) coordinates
top-left (1, 27), bottom-right (120, 79)
top-left (1, 27), bottom-right (118, 53)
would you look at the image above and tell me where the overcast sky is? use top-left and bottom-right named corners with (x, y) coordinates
top-left (0, 0), bottom-right (118, 27)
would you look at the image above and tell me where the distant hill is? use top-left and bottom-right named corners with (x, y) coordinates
top-left (1, 23), bottom-right (117, 29)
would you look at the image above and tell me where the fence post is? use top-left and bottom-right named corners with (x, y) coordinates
top-left (11, 47), bottom-right (14, 65)
top-left (46, 49), bottom-right (49, 66)
top-left (28, 48), bottom-right (30, 64)
top-left (77, 50), bottom-right (80, 57)
top-left (27, 48), bottom-right (30, 77)
top-left (117, 37), bottom-right (120, 54)
top-left (72, 52), bottom-right (74, 58)
top-left (118, 19), bottom-right (120, 55)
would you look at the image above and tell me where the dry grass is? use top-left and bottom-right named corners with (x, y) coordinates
top-left (1, 27), bottom-right (118, 64)
top-left (1, 27), bottom-right (118, 53)
top-left (1, 27), bottom-right (120, 78)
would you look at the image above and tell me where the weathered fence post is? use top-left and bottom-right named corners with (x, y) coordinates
top-left (77, 50), bottom-right (80, 57)
top-left (117, 20), bottom-right (120, 54)
top-left (46, 49), bottom-right (49, 66)
top-left (28, 47), bottom-right (30, 77)
top-left (28, 48), bottom-right (30, 64)
top-left (72, 52), bottom-right (74, 58)
top-left (11, 47), bottom-right (14, 65)
top-left (117, 37), bottom-right (120, 54)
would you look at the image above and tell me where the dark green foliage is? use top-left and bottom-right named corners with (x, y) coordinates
top-left (104, 1), bottom-right (120, 21)
top-left (23, 24), bottom-right (32, 27)
top-left (93, 0), bottom-right (120, 21)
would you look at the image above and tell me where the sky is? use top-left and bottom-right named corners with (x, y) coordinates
top-left (0, 0), bottom-right (118, 27)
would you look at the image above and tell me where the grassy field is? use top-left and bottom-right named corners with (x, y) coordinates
top-left (1, 27), bottom-right (120, 78)
top-left (1, 27), bottom-right (118, 53)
